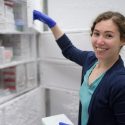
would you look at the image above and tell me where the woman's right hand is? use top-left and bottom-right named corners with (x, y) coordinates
top-left (33, 10), bottom-right (64, 40)
top-left (33, 10), bottom-right (56, 28)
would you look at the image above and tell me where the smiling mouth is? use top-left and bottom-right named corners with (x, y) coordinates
top-left (96, 47), bottom-right (108, 52)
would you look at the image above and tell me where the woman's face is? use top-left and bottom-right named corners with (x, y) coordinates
top-left (91, 19), bottom-right (124, 61)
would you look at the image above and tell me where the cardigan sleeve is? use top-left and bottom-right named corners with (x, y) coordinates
top-left (56, 34), bottom-right (91, 66)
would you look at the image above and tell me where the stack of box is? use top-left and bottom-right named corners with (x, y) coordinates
top-left (2, 34), bottom-right (30, 60)
top-left (0, 0), bottom-right (5, 31)
top-left (0, 65), bottom-right (26, 92)
top-left (4, 0), bottom-right (16, 31)
top-left (0, 46), bottom-right (13, 64)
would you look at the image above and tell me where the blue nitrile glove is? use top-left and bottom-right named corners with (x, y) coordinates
top-left (33, 10), bottom-right (56, 28)
top-left (59, 122), bottom-right (70, 125)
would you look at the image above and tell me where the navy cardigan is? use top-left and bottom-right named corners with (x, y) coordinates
top-left (56, 34), bottom-right (125, 125)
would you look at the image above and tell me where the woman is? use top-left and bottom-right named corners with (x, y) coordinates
top-left (33, 10), bottom-right (125, 125)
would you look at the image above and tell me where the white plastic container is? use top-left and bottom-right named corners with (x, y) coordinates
top-left (13, 2), bottom-right (27, 31)
top-left (42, 114), bottom-right (74, 125)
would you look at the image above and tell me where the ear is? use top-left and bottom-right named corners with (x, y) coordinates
top-left (120, 39), bottom-right (125, 46)
top-left (121, 42), bottom-right (125, 46)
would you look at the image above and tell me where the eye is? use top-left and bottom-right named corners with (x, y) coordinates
top-left (105, 34), bottom-right (113, 39)
top-left (93, 32), bottom-right (100, 37)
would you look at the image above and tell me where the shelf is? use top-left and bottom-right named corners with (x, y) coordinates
top-left (0, 0), bottom-right (39, 105)
top-left (0, 86), bottom-right (39, 105)
top-left (0, 59), bottom-right (38, 104)
top-left (0, 30), bottom-right (36, 35)
top-left (12, 0), bottom-right (27, 4)
top-left (0, 58), bottom-right (37, 69)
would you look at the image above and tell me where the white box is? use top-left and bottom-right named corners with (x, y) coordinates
top-left (0, 46), bottom-right (5, 64)
top-left (27, 0), bottom-right (44, 31)
top-left (0, 0), bottom-right (4, 18)
top-left (2, 34), bottom-right (30, 60)
top-left (42, 114), bottom-right (74, 125)
top-left (13, 2), bottom-right (27, 31)
top-left (26, 62), bottom-right (37, 89)
top-left (0, 21), bottom-right (6, 31)
top-left (4, 4), bottom-right (15, 23)
top-left (0, 46), bottom-right (13, 64)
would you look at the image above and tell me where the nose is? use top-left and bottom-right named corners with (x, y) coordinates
top-left (96, 36), bottom-right (105, 45)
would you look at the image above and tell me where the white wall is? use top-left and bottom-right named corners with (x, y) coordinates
top-left (48, 0), bottom-right (125, 30)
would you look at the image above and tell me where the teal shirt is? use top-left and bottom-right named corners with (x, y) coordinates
top-left (79, 62), bottom-right (105, 125)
